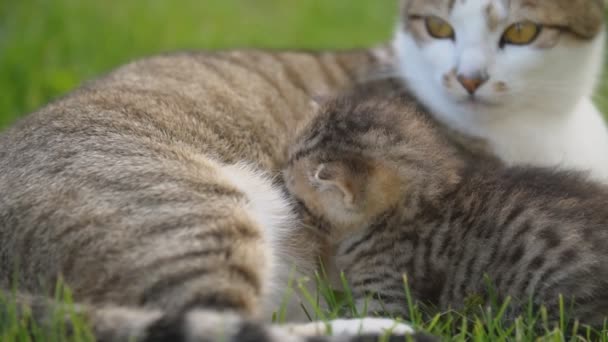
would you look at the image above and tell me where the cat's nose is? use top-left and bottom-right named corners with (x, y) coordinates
top-left (457, 73), bottom-right (488, 95)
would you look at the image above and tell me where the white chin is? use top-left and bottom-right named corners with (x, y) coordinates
top-left (453, 95), bottom-right (500, 108)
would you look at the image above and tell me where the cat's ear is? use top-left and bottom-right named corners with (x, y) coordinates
top-left (309, 94), bottom-right (331, 112)
top-left (311, 159), bottom-right (369, 207)
top-left (399, 0), bottom-right (411, 18)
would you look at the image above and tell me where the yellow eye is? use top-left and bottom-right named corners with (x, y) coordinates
top-left (425, 16), bottom-right (455, 40)
top-left (501, 22), bottom-right (541, 46)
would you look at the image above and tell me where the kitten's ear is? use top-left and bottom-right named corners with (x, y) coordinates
top-left (309, 94), bottom-right (331, 112)
top-left (311, 160), bottom-right (369, 207)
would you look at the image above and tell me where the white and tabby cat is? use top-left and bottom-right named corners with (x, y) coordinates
top-left (1, 0), bottom-right (606, 340)
top-left (394, 0), bottom-right (608, 181)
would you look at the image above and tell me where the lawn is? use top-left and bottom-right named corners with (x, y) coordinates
top-left (2, 0), bottom-right (607, 128)
top-left (0, 0), bottom-right (396, 128)
top-left (1, 1), bottom-right (608, 341)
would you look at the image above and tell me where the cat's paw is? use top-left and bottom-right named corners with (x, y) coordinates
top-left (284, 317), bottom-right (414, 336)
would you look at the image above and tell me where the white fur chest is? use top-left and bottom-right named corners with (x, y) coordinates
top-left (483, 99), bottom-right (608, 183)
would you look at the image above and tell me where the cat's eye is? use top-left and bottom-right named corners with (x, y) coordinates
top-left (501, 22), bottom-right (541, 46)
top-left (425, 16), bottom-right (455, 40)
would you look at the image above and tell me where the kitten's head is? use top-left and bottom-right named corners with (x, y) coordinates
top-left (283, 87), bottom-right (464, 242)
top-left (394, 0), bottom-right (605, 124)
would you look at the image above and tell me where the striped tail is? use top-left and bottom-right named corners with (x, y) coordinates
top-left (4, 292), bottom-right (436, 342)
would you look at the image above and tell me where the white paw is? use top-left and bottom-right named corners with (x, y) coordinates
top-left (285, 317), bottom-right (414, 337)
top-left (326, 318), bottom-right (414, 335)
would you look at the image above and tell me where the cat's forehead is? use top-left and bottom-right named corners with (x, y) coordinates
top-left (402, 0), bottom-right (605, 38)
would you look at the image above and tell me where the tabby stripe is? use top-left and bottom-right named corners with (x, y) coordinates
top-left (367, 292), bottom-right (404, 304)
top-left (210, 54), bottom-right (283, 96)
top-left (351, 275), bottom-right (399, 288)
top-left (530, 256), bottom-right (580, 297)
top-left (139, 264), bottom-right (261, 306)
top-left (499, 202), bottom-right (527, 232)
top-left (449, 215), bottom-right (480, 303)
top-left (461, 211), bottom-right (494, 289)
top-left (331, 54), bottom-right (355, 81)
top-left (140, 214), bottom-right (235, 239)
top-left (501, 267), bottom-right (523, 295)
top-left (269, 54), bottom-right (310, 96)
top-left (491, 217), bottom-right (533, 279)
top-left (308, 53), bottom-right (340, 90)
top-left (143, 315), bottom-right (184, 342)
top-left (318, 54), bottom-right (348, 88)
top-left (288, 146), bottom-right (325, 166)
top-left (178, 294), bottom-right (254, 315)
top-left (136, 249), bottom-right (230, 275)
top-left (193, 228), bottom-right (259, 246)
top-left (334, 52), bottom-right (373, 82)
top-left (341, 228), bottom-right (378, 257)
top-left (292, 197), bottom-right (331, 235)
top-left (484, 204), bottom-right (527, 275)
top-left (413, 235), bottom-right (430, 283)
top-left (231, 321), bottom-right (271, 342)
top-left (193, 57), bottom-right (237, 85)
top-left (210, 55), bottom-right (291, 129)
top-left (324, 53), bottom-right (356, 85)
top-left (516, 247), bottom-right (564, 296)
top-left (62, 233), bottom-right (105, 277)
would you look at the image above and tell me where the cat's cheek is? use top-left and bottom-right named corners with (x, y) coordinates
top-left (426, 46), bottom-right (459, 92)
top-left (424, 43), bottom-right (457, 72)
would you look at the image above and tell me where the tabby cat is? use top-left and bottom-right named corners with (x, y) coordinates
top-left (2, 0), bottom-right (605, 340)
top-left (394, 0), bottom-right (608, 182)
top-left (285, 81), bottom-right (608, 327)
top-left (0, 49), bottom-right (431, 341)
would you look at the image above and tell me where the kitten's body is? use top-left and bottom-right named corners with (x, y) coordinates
top-left (286, 83), bottom-right (608, 327)
top-left (0, 50), bottom-right (428, 341)
top-left (394, 0), bottom-right (608, 182)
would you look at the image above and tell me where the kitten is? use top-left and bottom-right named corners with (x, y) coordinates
top-left (285, 82), bottom-right (608, 327)
top-left (393, 0), bottom-right (608, 182)
top-left (0, 50), bottom-right (424, 341)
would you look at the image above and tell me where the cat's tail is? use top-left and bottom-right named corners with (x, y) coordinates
top-left (5, 292), bottom-right (435, 342)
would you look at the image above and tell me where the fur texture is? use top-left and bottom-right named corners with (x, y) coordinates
top-left (0, 49), bottom-right (426, 341)
top-left (285, 82), bottom-right (608, 327)
top-left (394, 0), bottom-right (608, 182)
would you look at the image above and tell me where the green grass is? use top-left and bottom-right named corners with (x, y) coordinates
top-left (3, 275), bottom-right (607, 341)
top-left (0, 0), bottom-right (396, 128)
top-left (1, 283), bottom-right (94, 342)
top-left (2, 1), bottom-right (606, 129)
top-left (2, 1), bottom-right (608, 340)
top-left (302, 272), bottom-right (608, 341)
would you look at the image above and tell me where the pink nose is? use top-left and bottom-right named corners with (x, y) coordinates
top-left (457, 74), bottom-right (488, 94)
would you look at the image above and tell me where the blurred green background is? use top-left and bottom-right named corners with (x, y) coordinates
top-left (0, 0), bottom-right (606, 129)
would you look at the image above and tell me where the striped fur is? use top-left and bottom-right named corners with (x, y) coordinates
top-left (285, 81), bottom-right (608, 328)
top-left (0, 48), bottom-right (432, 341)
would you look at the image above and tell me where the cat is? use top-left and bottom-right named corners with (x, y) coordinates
top-left (284, 81), bottom-right (608, 328)
top-left (393, 0), bottom-right (608, 182)
top-left (3, 0), bottom-right (604, 339)
top-left (0, 50), bottom-right (430, 341)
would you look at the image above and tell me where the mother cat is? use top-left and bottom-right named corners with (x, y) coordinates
top-left (0, 0), bottom-right (605, 340)
top-left (395, 0), bottom-right (608, 181)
